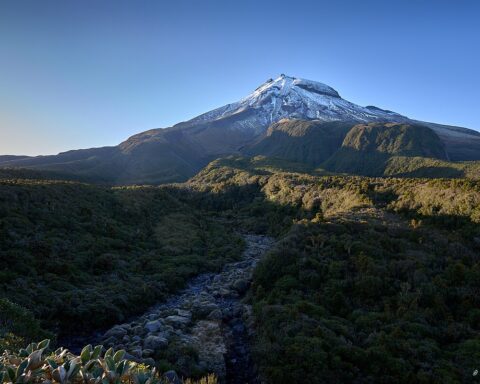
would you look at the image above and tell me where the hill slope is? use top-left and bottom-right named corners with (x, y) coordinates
top-left (245, 119), bottom-right (353, 166)
top-left (323, 122), bottom-right (449, 175)
top-left (0, 172), bottom-right (243, 339)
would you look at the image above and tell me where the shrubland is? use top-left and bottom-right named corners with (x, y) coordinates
top-left (187, 156), bottom-right (480, 383)
top-left (2, 157), bottom-right (480, 382)
top-left (0, 175), bottom-right (243, 346)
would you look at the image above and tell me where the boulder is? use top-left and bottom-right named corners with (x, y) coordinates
top-left (221, 308), bottom-right (233, 320)
top-left (103, 336), bottom-right (117, 347)
top-left (129, 348), bottom-right (143, 359)
top-left (144, 320), bottom-right (162, 333)
top-left (207, 309), bottom-right (223, 320)
top-left (190, 320), bottom-right (226, 379)
top-left (175, 309), bottom-right (192, 319)
top-left (232, 279), bottom-right (249, 294)
top-left (215, 288), bottom-right (235, 297)
top-left (164, 315), bottom-right (190, 328)
top-left (143, 335), bottom-right (168, 351)
top-left (124, 352), bottom-right (137, 361)
top-left (163, 370), bottom-right (182, 384)
top-left (191, 302), bottom-right (219, 318)
top-left (104, 325), bottom-right (128, 339)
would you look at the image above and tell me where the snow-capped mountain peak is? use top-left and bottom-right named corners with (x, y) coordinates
top-left (184, 74), bottom-right (407, 134)
top-left (247, 74), bottom-right (341, 101)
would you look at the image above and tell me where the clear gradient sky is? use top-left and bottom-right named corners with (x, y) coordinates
top-left (1, 0), bottom-right (479, 155)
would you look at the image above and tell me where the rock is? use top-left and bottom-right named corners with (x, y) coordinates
top-left (132, 325), bottom-right (144, 336)
top-left (221, 308), bottom-right (233, 320)
top-left (175, 309), bottom-right (192, 319)
top-left (190, 320), bottom-right (226, 379)
top-left (163, 370), bottom-right (181, 384)
top-left (130, 348), bottom-right (142, 359)
top-left (164, 315), bottom-right (190, 328)
top-left (232, 323), bottom-right (245, 334)
top-left (143, 335), bottom-right (168, 351)
top-left (191, 302), bottom-right (219, 318)
top-left (122, 335), bottom-right (130, 344)
top-left (124, 352), bottom-right (137, 361)
top-left (142, 358), bottom-right (156, 367)
top-left (104, 325), bottom-right (127, 339)
top-left (132, 335), bottom-right (141, 343)
top-left (232, 306), bottom-right (243, 317)
top-left (213, 288), bottom-right (234, 298)
top-left (103, 336), bottom-right (117, 347)
top-left (144, 320), bottom-right (162, 333)
top-left (232, 279), bottom-right (249, 294)
top-left (207, 309), bottom-right (223, 320)
top-left (142, 349), bottom-right (154, 357)
top-left (221, 288), bottom-right (235, 297)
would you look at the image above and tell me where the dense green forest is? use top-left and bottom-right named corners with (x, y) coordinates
top-left (0, 175), bottom-right (243, 349)
top-left (252, 217), bottom-right (480, 383)
top-left (2, 158), bottom-right (480, 382)
top-left (187, 157), bottom-right (480, 383)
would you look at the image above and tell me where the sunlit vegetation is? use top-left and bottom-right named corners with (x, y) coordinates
top-left (0, 339), bottom-right (217, 384)
top-left (186, 157), bottom-right (480, 383)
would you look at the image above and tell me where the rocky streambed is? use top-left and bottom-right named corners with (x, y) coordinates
top-left (75, 234), bottom-right (274, 383)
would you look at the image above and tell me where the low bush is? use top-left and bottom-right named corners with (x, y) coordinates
top-left (0, 339), bottom-right (217, 384)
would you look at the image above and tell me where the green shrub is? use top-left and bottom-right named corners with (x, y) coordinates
top-left (0, 299), bottom-right (52, 351)
top-left (0, 339), bottom-right (217, 384)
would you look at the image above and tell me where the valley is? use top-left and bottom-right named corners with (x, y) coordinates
top-left (67, 234), bottom-right (274, 383)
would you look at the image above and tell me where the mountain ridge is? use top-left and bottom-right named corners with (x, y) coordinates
top-left (1, 74), bottom-right (480, 183)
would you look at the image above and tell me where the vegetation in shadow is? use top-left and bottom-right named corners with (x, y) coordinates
top-left (0, 175), bottom-right (244, 346)
top-left (2, 161), bottom-right (480, 382)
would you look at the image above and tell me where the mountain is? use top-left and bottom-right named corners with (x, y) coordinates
top-left (1, 74), bottom-right (480, 183)
top-left (175, 74), bottom-right (407, 133)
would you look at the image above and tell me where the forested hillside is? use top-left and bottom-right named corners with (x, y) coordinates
top-left (187, 157), bottom-right (480, 383)
top-left (2, 159), bottom-right (480, 382)
top-left (0, 172), bottom-right (243, 349)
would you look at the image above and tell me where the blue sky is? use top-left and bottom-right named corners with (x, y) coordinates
top-left (1, 0), bottom-right (479, 155)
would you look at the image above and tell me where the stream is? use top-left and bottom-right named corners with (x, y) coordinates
top-left (65, 234), bottom-right (274, 383)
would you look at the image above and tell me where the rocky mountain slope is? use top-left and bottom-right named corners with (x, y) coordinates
top-left (1, 75), bottom-right (480, 183)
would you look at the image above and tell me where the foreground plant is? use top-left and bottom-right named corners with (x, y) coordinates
top-left (0, 340), bottom-right (216, 384)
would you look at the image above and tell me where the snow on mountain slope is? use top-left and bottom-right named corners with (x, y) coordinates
top-left (2, 74), bottom-right (480, 184)
top-left (181, 74), bottom-right (408, 134)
